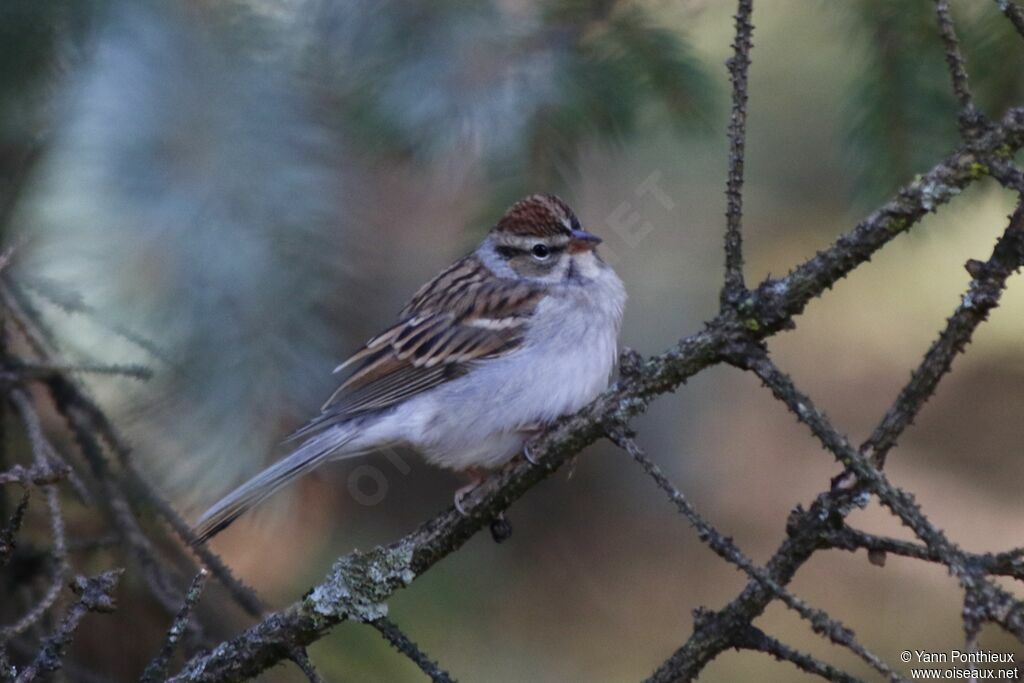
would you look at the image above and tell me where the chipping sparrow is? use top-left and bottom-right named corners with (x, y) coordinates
top-left (193, 194), bottom-right (626, 542)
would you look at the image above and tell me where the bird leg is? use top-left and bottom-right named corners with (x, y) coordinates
top-left (455, 468), bottom-right (514, 541)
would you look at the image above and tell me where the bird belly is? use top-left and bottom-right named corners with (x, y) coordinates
top-left (399, 278), bottom-right (623, 471)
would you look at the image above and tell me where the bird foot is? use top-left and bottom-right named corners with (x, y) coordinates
top-left (523, 442), bottom-right (540, 466)
top-left (454, 468), bottom-right (485, 516)
top-left (454, 484), bottom-right (475, 516)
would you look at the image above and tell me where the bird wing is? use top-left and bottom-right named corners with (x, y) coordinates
top-left (287, 255), bottom-right (543, 441)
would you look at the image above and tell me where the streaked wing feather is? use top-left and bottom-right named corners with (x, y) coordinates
top-left (329, 362), bottom-right (460, 415)
top-left (288, 255), bottom-right (544, 441)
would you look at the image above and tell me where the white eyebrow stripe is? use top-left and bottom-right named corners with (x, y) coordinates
top-left (465, 316), bottom-right (527, 330)
top-left (499, 235), bottom-right (570, 249)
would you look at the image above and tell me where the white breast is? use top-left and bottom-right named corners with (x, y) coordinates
top-left (388, 255), bottom-right (626, 470)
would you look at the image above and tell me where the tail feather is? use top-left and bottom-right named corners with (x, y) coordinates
top-left (191, 427), bottom-right (355, 544)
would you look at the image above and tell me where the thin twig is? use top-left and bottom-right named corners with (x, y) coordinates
top-left (858, 201), bottom-right (1024, 469)
top-left (2, 391), bottom-right (69, 638)
top-left (140, 569), bottom-right (210, 683)
top-left (14, 570), bottom-right (122, 683)
top-left (2, 279), bottom-right (264, 619)
top-left (0, 375), bottom-right (9, 520)
top-left (287, 648), bottom-right (326, 683)
top-left (5, 362), bottom-right (152, 382)
top-left (37, 376), bottom-right (209, 645)
top-left (609, 430), bottom-right (898, 682)
top-left (45, 374), bottom-right (264, 617)
top-left (15, 276), bottom-right (174, 367)
top-left (988, 156), bottom-right (1024, 193)
top-left (823, 526), bottom-right (1024, 580)
top-left (962, 589), bottom-right (983, 665)
top-left (6, 639), bottom-right (119, 683)
top-left (0, 282), bottom-right (57, 360)
top-left (993, 0), bottom-right (1024, 41)
top-left (721, 0), bottom-right (754, 304)
top-left (0, 489), bottom-right (30, 568)
top-left (734, 623), bottom-right (863, 683)
top-left (744, 107), bottom-right (1024, 335)
top-left (744, 351), bottom-right (1024, 641)
top-left (934, 0), bottom-right (979, 131)
top-left (0, 462), bottom-right (68, 487)
top-left (370, 618), bottom-right (457, 683)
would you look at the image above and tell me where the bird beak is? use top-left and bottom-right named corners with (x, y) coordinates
top-left (569, 228), bottom-right (602, 253)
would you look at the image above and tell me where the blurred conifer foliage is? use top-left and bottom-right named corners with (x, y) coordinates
top-left (5, 0), bottom-right (715, 503)
top-left (310, 0), bottom-right (716, 211)
top-left (840, 1), bottom-right (1024, 206)
top-left (0, 1), bottom-right (97, 230)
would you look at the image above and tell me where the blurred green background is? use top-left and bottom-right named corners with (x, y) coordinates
top-left (4, 0), bottom-right (1024, 680)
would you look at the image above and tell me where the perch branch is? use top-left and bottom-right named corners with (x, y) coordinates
top-left (165, 105), bottom-right (1024, 682)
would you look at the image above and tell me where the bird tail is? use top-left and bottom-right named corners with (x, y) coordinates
top-left (191, 426), bottom-right (356, 544)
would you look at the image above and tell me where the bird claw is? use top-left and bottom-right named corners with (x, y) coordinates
top-left (454, 491), bottom-right (468, 517)
top-left (453, 467), bottom-right (487, 517)
top-left (454, 482), bottom-right (476, 517)
top-left (523, 442), bottom-right (540, 466)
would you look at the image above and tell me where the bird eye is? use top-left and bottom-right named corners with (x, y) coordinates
top-left (531, 244), bottom-right (551, 260)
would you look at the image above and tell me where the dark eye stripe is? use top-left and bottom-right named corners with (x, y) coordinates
top-left (496, 244), bottom-right (566, 259)
top-left (495, 245), bottom-right (523, 259)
